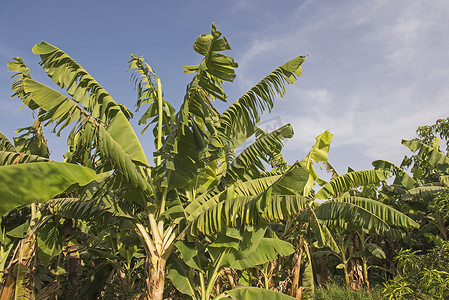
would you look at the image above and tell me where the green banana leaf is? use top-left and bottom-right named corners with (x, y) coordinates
top-left (315, 170), bottom-right (387, 199)
top-left (372, 159), bottom-right (417, 189)
top-left (402, 139), bottom-right (449, 173)
top-left (302, 130), bottom-right (333, 196)
top-left (31, 41), bottom-right (149, 167)
top-left (0, 162), bottom-right (99, 216)
top-left (315, 196), bottom-right (419, 234)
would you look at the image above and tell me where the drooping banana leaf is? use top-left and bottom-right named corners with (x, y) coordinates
top-left (36, 216), bottom-right (61, 266)
top-left (0, 162), bottom-right (100, 216)
top-left (218, 55), bottom-right (306, 150)
top-left (233, 175), bottom-right (283, 196)
top-left (401, 184), bottom-right (447, 202)
top-left (372, 159), bottom-right (418, 189)
top-left (0, 131), bottom-right (17, 152)
top-left (166, 267), bottom-right (196, 298)
top-left (17, 79), bottom-right (152, 192)
top-left (0, 151), bottom-right (49, 166)
top-left (186, 162), bottom-right (309, 228)
top-left (218, 237), bottom-right (294, 270)
top-left (225, 124), bottom-right (294, 182)
top-left (364, 243), bottom-right (386, 259)
top-left (315, 170), bottom-right (388, 199)
top-left (315, 196), bottom-right (419, 234)
top-left (188, 193), bottom-right (308, 236)
top-left (402, 139), bottom-right (449, 173)
top-left (31, 41), bottom-right (149, 167)
top-left (174, 240), bottom-right (209, 271)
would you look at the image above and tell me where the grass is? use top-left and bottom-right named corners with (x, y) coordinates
top-left (315, 282), bottom-right (383, 300)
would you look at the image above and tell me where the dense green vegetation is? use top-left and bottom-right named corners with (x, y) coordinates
top-left (1, 23), bottom-right (448, 299)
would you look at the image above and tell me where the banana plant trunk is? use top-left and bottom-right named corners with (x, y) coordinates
top-left (147, 257), bottom-right (166, 300)
top-left (341, 251), bottom-right (350, 288)
top-left (290, 241), bottom-right (304, 298)
top-left (362, 258), bottom-right (369, 289)
top-left (343, 265), bottom-right (350, 288)
top-left (438, 216), bottom-right (448, 240)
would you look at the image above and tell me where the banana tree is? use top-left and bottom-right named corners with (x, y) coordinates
top-left (7, 22), bottom-right (308, 299)
top-left (374, 139), bottom-right (449, 243)
top-left (278, 158), bottom-right (418, 293)
top-left (312, 168), bottom-right (418, 289)
top-left (0, 133), bottom-right (101, 298)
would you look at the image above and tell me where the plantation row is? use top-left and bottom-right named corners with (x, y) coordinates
top-left (1, 23), bottom-right (448, 299)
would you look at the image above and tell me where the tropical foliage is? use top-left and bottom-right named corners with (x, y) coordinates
top-left (0, 23), bottom-right (447, 300)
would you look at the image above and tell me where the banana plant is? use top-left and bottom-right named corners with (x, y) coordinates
top-left (374, 139), bottom-right (449, 244)
top-left (168, 226), bottom-right (296, 299)
top-left (6, 22), bottom-right (308, 299)
top-left (280, 136), bottom-right (415, 296)
top-left (0, 130), bottom-right (103, 298)
top-left (309, 164), bottom-right (419, 290)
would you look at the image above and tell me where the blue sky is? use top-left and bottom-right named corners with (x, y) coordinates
top-left (1, 0), bottom-right (449, 174)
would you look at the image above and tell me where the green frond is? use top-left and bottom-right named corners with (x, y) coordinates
top-left (98, 126), bottom-right (153, 192)
top-left (127, 54), bottom-right (175, 140)
top-left (0, 131), bottom-right (16, 152)
top-left (16, 79), bottom-right (152, 192)
top-left (184, 173), bottom-right (285, 223)
top-left (218, 55), bottom-right (306, 149)
top-left (315, 196), bottom-right (419, 234)
top-left (401, 184), bottom-right (447, 202)
top-left (7, 57), bottom-right (34, 106)
top-left (315, 170), bottom-right (388, 199)
top-left (212, 229), bottom-right (295, 270)
top-left (0, 162), bottom-right (100, 216)
top-left (185, 189), bottom-right (226, 222)
top-left (233, 175), bottom-right (282, 196)
top-left (154, 116), bottom-right (206, 188)
top-left (51, 197), bottom-right (105, 221)
top-left (185, 162), bottom-right (308, 223)
top-left (185, 22), bottom-right (238, 100)
top-left (372, 159), bottom-right (418, 189)
top-left (225, 123), bottom-right (294, 182)
top-left (188, 194), bottom-right (308, 236)
top-left (154, 23), bottom-right (239, 189)
top-left (31, 41), bottom-right (148, 166)
top-left (402, 139), bottom-right (449, 173)
top-left (0, 151), bottom-right (49, 165)
top-left (301, 130), bottom-right (333, 196)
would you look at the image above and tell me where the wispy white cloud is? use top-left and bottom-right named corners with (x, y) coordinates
top-left (233, 0), bottom-right (449, 169)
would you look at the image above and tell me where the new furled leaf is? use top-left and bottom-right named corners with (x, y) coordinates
top-left (302, 130), bottom-right (333, 196)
